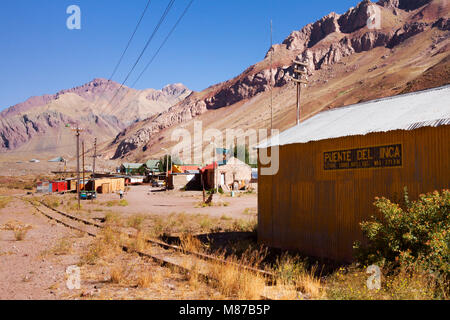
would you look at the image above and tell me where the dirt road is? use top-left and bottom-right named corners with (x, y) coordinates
top-left (96, 185), bottom-right (257, 219)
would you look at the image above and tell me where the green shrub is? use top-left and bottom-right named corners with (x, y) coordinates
top-left (207, 187), bottom-right (224, 195)
top-left (354, 188), bottom-right (449, 289)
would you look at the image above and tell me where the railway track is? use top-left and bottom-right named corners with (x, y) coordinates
top-left (17, 195), bottom-right (278, 299)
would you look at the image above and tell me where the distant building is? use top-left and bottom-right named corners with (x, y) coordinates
top-left (201, 157), bottom-right (252, 190)
top-left (120, 163), bottom-right (144, 175)
top-left (48, 156), bottom-right (65, 163)
top-left (172, 164), bottom-right (201, 173)
top-left (256, 85), bottom-right (450, 262)
top-left (144, 159), bottom-right (161, 174)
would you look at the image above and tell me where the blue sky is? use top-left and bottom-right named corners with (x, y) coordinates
top-left (0, 0), bottom-right (361, 111)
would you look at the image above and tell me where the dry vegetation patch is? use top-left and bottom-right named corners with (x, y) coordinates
top-left (138, 212), bottom-right (257, 237)
top-left (1, 219), bottom-right (33, 241)
top-left (325, 265), bottom-right (440, 300)
top-left (0, 196), bottom-right (12, 209)
top-left (104, 199), bottom-right (129, 207)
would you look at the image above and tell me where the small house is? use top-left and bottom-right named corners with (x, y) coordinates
top-left (201, 157), bottom-right (252, 190)
top-left (120, 163), bottom-right (144, 175)
top-left (144, 159), bottom-right (161, 174)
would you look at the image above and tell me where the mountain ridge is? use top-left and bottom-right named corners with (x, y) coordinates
top-left (0, 78), bottom-right (192, 154)
top-left (106, 0), bottom-right (449, 160)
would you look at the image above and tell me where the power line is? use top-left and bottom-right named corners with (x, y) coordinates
top-left (106, 0), bottom-right (176, 108)
top-left (108, 0), bottom-right (153, 85)
top-left (91, 0), bottom-right (153, 110)
top-left (131, 0), bottom-right (194, 88)
top-left (116, 0), bottom-right (194, 107)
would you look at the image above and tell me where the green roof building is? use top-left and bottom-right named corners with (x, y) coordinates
top-left (145, 159), bottom-right (161, 172)
top-left (120, 163), bottom-right (144, 175)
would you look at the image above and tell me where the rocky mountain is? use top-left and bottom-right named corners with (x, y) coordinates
top-left (106, 0), bottom-right (449, 161)
top-left (0, 79), bottom-right (191, 156)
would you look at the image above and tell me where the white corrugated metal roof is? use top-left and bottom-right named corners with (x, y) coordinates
top-left (256, 85), bottom-right (450, 149)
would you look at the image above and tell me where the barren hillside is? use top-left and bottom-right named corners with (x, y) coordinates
top-left (0, 79), bottom-right (191, 157)
top-left (104, 0), bottom-right (449, 163)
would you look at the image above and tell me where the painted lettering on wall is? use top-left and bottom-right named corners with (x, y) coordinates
top-left (324, 144), bottom-right (402, 170)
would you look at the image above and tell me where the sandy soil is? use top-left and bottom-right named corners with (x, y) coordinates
top-left (0, 197), bottom-right (89, 299)
top-left (82, 185), bottom-right (257, 220)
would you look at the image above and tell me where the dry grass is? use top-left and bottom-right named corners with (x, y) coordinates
top-left (325, 265), bottom-right (442, 300)
top-left (65, 201), bottom-right (82, 211)
top-left (230, 219), bottom-right (257, 232)
top-left (104, 211), bottom-right (121, 226)
top-left (41, 195), bottom-right (62, 208)
top-left (178, 238), bottom-right (270, 299)
top-left (242, 208), bottom-right (257, 215)
top-left (272, 254), bottom-right (325, 300)
top-left (136, 269), bottom-right (153, 288)
top-left (105, 199), bottom-right (129, 207)
top-left (126, 231), bottom-right (147, 253)
top-left (50, 238), bottom-right (73, 255)
top-left (127, 214), bottom-right (144, 230)
top-left (110, 264), bottom-right (129, 284)
top-left (14, 229), bottom-right (29, 241)
top-left (0, 176), bottom-right (36, 190)
top-left (1, 220), bottom-right (33, 241)
top-left (80, 227), bottom-right (125, 265)
top-left (143, 213), bottom-right (231, 237)
top-left (199, 217), bottom-right (213, 230)
top-left (195, 201), bottom-right (229, 208)
top-left (207, 252), bottom-right (266, 300)
top-left (0, 196), bottom-right (12, 209)
top-left (180, 233), bottom-right (204, 253)
top-left (220, 214), bottom-right (232, 221)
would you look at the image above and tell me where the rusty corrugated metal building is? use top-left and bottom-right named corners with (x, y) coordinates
top-left (256, 85), bottom-right (450, 262)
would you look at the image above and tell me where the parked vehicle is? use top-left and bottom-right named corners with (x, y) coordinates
top-left (151, 180), bottom-right (164, 187)
top-left (80, 191), bottom-right (97, 200)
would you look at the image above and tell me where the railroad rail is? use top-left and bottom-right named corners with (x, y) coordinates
top-left (16, 195), bottom-right (277, 299)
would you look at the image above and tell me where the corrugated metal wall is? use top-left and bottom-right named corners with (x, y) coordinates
top-left (92, 178), bottom-right (125, 193)
top-left (258, 125), bottom-right (450, 262)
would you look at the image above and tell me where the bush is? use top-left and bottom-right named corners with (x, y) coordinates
top-left (354, 188), bottom-right (449, 289)
top-left (207, 187), bottom-right (224, 195)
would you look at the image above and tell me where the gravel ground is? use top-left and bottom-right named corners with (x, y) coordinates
top-left (0, 197), bottom-right (90, 299)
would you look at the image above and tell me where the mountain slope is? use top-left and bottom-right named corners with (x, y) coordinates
top-left (106, 0), bottom-right (449, 161)
top-left (0, 79), bottom-right (191, 156)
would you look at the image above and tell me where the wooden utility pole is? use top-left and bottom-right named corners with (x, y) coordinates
top-left (213, 145), bottom-right (217, 193)
top-left (82, 141), bottom-right (85, 199)
top-left (92, 138), bottom-right (97, 180)
top-left (76, 133), bottom-right (80, 209)
top-left (292, 60), bottom-right (308, 125)
top-left (92, 138), bottom-right (97, 202)
top-left (71, 127), bottom-right (84, 210)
